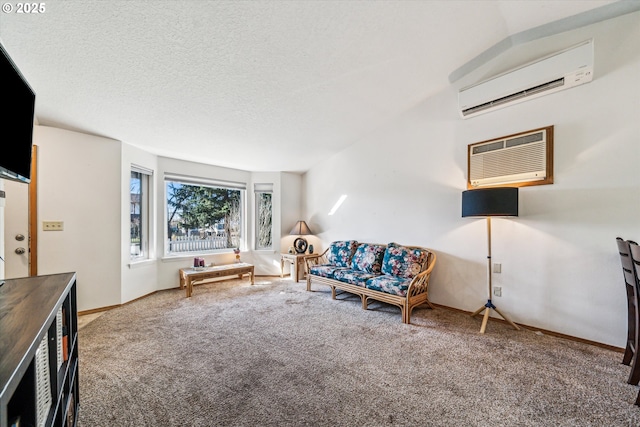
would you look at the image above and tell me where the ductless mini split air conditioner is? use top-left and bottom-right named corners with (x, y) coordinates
top-left (458, 39), bottom-right (594, 118)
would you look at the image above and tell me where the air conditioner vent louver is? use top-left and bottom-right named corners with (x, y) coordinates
top-left (472, 140), bottom-right (504, 155)
top-left (470, 141), bottom-right (545, 180)
top-left (505, 131), bottom-right (544, 148)
top-left (462, 78), bottom-right (565, 117)
top-left (459, 40), bottom-right (593, 118)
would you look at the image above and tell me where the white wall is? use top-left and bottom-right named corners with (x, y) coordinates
top-left (280, 172), bottom-right (305, 252)
top-left (26, 127), bottom-right (303, 311)
top-left (302, 12), bottom-right (640, 347)
top-left (34, 125), bottom-right (122, 311)
top-left (251, 172), bottom-right (282, 276)
top-left (121, 143), bottom-right (158, 303)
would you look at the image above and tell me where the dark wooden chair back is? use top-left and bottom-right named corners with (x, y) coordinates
top-left (617, 237), bottom-right (640, 386)
top-left (630, 241), bottom-right (640, 283)
top-left (628, 240), bottom-right (640, 405)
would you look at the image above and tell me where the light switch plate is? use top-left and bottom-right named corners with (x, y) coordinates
top-left (43, 221), bottom-right (64, 231)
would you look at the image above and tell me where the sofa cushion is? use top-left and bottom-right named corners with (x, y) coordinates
top-left (333, 269), bottom-right (378, 287)
top-left (381, 243), bottom-right (429, 279)
top-left (365, 275), bottom-right (412, 297)
top-left (326, 240), bottom-right (359, 268)
top-left (309, 264), bottom-right (347, 279)
top-left (350, 243), bottom-right (386, 274)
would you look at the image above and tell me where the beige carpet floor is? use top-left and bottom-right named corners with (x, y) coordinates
top-left (76, 277), bottom-right (640, 426)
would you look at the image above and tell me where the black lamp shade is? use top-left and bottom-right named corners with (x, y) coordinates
top-left (462, 187), bottom-right (518, 217)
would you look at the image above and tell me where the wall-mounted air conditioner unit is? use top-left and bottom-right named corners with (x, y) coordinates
top-left (459, 39), bottom-right (593, 118)
top-left (468, 126), bottom-right (553, 189)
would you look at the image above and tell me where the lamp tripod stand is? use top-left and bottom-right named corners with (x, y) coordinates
top-left (470, 217), bottom-right (521, 334)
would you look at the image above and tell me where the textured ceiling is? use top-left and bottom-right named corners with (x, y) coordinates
top-left (0, 0), bottom-right (621, 173)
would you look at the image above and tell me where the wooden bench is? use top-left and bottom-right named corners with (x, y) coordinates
top-left (179, 262), bottom-right (254, 297)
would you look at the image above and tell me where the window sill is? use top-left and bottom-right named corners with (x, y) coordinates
top-left (161, 250), bottom-right (234, 263)
top-left (128, 259), bottom-right (157, 269)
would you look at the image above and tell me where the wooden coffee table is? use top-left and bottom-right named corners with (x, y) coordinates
top-left (179, 262), bottom-right (254, 297)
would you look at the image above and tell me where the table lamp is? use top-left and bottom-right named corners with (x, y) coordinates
top-left (462, 187), bottom-right (521, 334)
top-left (289, 220), bottom-right (313, 254)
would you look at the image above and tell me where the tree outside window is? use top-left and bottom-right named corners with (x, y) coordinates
top-left (131, 167), bottom-right (151, 260)
top-left (255, 184), bottom-right (273, 250)
top-left (166, 178), bottom-right (244, 253)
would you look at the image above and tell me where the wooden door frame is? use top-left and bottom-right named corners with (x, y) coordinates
top-left (29, 144), bottom-right (37, 276)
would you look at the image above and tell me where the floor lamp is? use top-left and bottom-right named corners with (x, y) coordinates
top-left (462, 187), bottom-right (521, 334)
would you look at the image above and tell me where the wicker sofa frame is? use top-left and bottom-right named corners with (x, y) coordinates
top-left (305, 243), bottom-right (436, 324)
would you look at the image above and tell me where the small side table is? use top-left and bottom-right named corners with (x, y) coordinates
top-left (281, 253), bottom-right (308, 282)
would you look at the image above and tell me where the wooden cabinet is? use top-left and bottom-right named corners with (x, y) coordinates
top-left (0, 273), bottom-right (79, 427)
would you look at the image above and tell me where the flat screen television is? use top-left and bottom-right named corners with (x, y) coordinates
top-left (0, 41), bottom-right (35, 184)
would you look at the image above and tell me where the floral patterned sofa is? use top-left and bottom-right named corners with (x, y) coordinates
top-left (305, 241), bottom-right (436, 324)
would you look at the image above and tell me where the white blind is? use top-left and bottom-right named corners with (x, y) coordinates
top-left (254, 183), bottom-right (273, 193)
top-left (132, 164), bottom-right (153, 175)
top-left (164, 172), bottom-right (247, 190)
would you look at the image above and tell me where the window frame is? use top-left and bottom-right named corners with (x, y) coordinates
top-left (254, 183), bottom-right (273, 251)
top-left (164, 173), bottom-right (247, 256)
top-left (130, 165), bottom-right (152, 261)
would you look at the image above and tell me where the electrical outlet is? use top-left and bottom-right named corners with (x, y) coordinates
top-left (493, 286), bottom-right (502, 297)
top-left (493, 263), bottom-right (502, 273)
top-left (43, 221), bottom-right (64, 231)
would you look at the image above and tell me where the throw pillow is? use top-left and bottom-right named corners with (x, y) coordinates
top-left (326, 240), bottom-right (358, 267)
top-left (350, 243), bottom-right (386, 273)
top-left (381, 242), bottom-right (429, 279)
